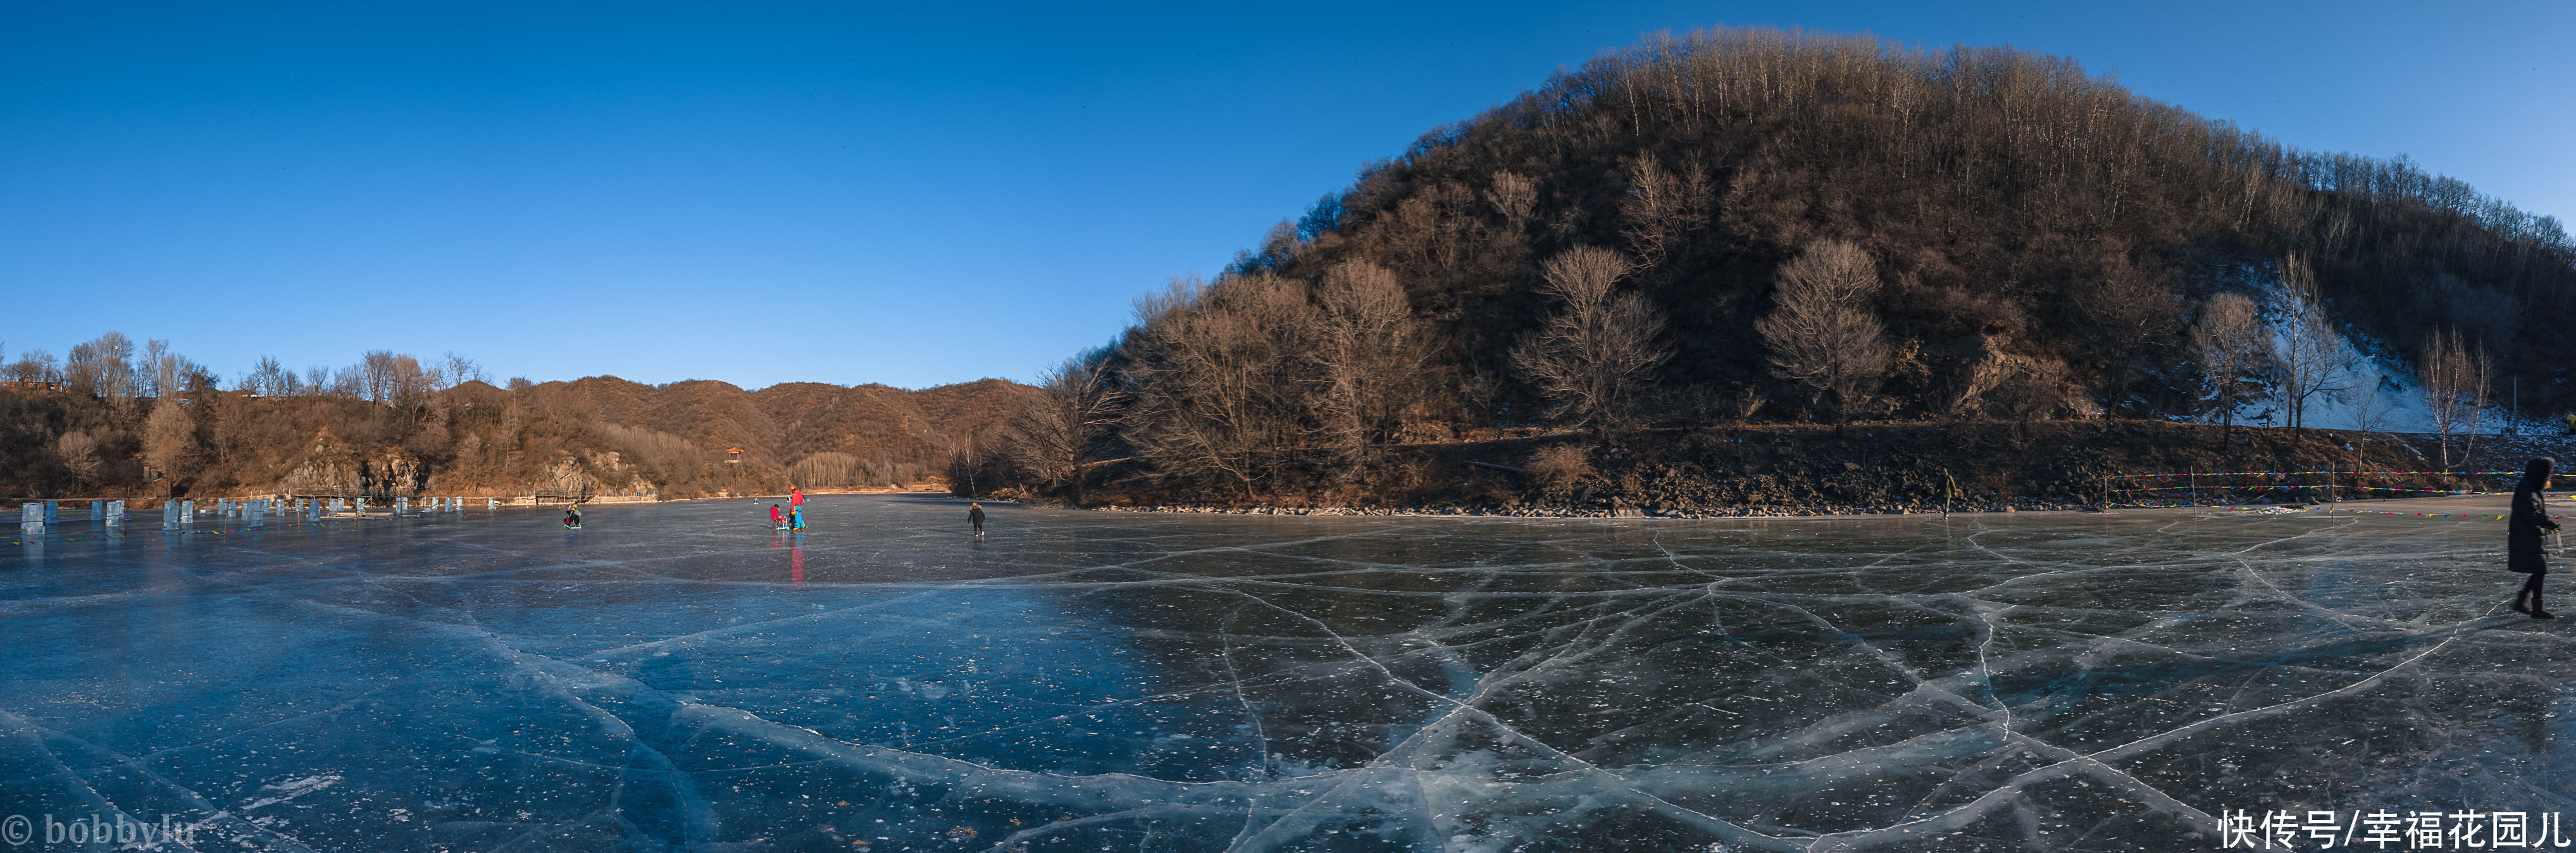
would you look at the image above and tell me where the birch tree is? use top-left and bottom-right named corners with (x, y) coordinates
top-left (2417, 328), bottom-right (2490, 469)
top-left (2273, 255), bottom-right (2353, 430)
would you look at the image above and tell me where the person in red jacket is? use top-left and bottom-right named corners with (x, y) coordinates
top-left (769, 504), bottom-right (786, 530)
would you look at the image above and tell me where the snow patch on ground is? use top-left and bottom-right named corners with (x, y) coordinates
top-left (2206, 277), bottom-right (2503, 435)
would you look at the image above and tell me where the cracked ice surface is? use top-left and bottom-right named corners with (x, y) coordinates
top-left (4, 495), bottom-right (2572, 851)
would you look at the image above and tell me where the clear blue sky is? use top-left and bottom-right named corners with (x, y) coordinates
top-left (4, 1), bottom-right (2567, 390)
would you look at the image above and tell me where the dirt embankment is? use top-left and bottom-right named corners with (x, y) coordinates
top-left (1054, 421), bottom-right (2576, 518)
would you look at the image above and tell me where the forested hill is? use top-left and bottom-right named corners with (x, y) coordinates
top-left (0, 363), bottom-right (1031, 501)
top-left (1071, 27), bottom-right (2571, 494)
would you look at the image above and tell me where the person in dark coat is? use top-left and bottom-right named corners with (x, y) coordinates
top-left (2511, 457), bottom-right (2561, 618)
top-left (968, 502), bottom-right (986, 537)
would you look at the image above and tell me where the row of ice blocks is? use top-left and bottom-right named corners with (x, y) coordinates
top-left (20, 500), bottom-right (124, 534)
top-left (394, 497), bottom-right (478, 513)
top-left (18, 497), bottom-right (505, 534)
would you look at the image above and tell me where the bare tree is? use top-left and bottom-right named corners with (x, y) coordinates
top-left (1111, 262), bottom-right (1424, 497)
top-left (947, 435), bottom-right (988, 497)
top-left (143, 398), bottom-right (195, 486)
top-left (1122, 275), bottom-right (1312, 495)
top-left (2189, 292), bottom-right (2272, 431)
top-left (1005, 352), bottom-right (1125, 504)
top-left (53, 430), bottom-right (102, 485)
top-left (2274, 254), bottom-right (2353, 430)
top-left (2417, 327), bottom-right (2491, 469)
top-left (5, 348), bottom-right (61, 383)
top-left (65, 332), bottom-right (138, 401)
top-left (439, 351), bottom-right (488, 389)
top-left (2073, 266), bottom-right (2181, 411)
top-left (140, 339), bottom-right (178, 399)
top-left (2346, 370), bottom-right (2397, 433)
top-left (1618, 153), bottom-right (1712, 268)
top-left (1372, 182), bottom-right (1479, 275)
top-left (2460, 363), bottom-right (2496, 468)
top-left (1756, 240), bottom-right (1892, 423)
top-left (1307, 260), bottom-right (1424, 447)
top-left (358, 351), bottom-right (398, 403)
top-left (788, 452), bottom-right (867, 489)
top-left (1484, 171), bottom-right (1538, 233)
top-left (127, 339), bottom-right (215, 397)
top-left (354, 351), bottom-right (440, 406)
top-left (240, 356), bottom-right (301, 396)
top-left (1510, 247), bottom-right (1670, 433)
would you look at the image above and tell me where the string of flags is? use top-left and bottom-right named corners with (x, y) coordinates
top-left (2103, 502), bottom-right (2565, 520)
top-left (2117, 470), bottom-right (2528, 478)
top-left (2104, 468), bottom-right (2544, 514)
top-left (2325, 507), bottom-right (2575, 521)
top-left (2108, 485), bottom-right (2504, 495)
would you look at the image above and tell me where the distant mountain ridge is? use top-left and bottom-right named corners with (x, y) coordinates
top-left (545, 375), bottom-right (1029, 495)
top-left (0, 374), bottom-right (1033, 501)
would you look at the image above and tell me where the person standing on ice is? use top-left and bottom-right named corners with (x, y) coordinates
top-left (2511, 457), bottom-right (2561, 618)
top-left (968, 503), bottom-right (986, 537)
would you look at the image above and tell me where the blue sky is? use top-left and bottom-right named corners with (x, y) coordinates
top-left (4, 1), bottom-right (2568, 390)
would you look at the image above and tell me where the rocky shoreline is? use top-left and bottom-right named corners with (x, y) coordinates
top-left (997, 421), bottom-right (2576, 520)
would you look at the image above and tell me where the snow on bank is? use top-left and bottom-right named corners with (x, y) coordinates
top-left (2208, 275), bottom-right (2530, 435)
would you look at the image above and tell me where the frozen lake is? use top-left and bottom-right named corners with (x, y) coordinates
top-left (4, 495), bottom-right (2572, 852)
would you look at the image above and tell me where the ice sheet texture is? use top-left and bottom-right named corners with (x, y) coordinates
top-left (3, 495), bottom-right (2570, 852)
